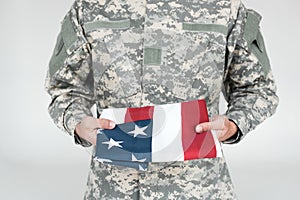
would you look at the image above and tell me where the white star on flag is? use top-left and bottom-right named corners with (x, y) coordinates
top-left (131, 154), bottom-right (147, 162)
top-left (97, 128), bottom-right (104, 135)
top-left (94, 158), bottom-right (112, 163)
top-left (128, 124), bottom-right (148, 137)
top-left (102, 138), bottom-right (123, 149)
top-left (139, 165), bottom-right (147, 171)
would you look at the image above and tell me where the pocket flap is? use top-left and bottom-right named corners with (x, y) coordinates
top-left (83, 19), bottom-right (131, 32)
top-left (244, 9), bottom-right (262, 46)
top-left (243, 10), bottom-right (271, 74)
top-left (60, 14), bottom-right (89, 55)
top-left (182, 23), bottom-right (228, 35)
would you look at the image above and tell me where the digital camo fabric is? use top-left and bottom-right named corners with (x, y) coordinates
top-left (84, 157), bottom-right (236, 200)
top-left (44, 0), bottom-right (279, 199)
top-left (45, 0), bottom-right (278, 144)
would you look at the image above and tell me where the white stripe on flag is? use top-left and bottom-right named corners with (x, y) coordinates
top-left (100, 108), bottom-right (127, 124)
top-left (211, 130), bottom-right (223, 157)
top-left (152, 103), bottom-right (184, 162)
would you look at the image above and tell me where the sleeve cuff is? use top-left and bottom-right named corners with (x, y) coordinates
top-left (74, 131), bottom-right (93, 147)
top-left (63, 102), bottom-right (93, 147)
top-left (222, 119), bottom-right (243, 144)
top-left (226, 110), bottom-right (250, 134)
top-left (223, 111), bottom-right (250, 144)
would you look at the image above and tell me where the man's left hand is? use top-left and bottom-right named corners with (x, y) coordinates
top-left (195, 115), bottom-right (238, 142)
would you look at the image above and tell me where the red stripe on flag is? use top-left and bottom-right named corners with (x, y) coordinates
top-left (181, 99), bottom-right (217, 160)
top-left (125, 106), bottom-right (154, 123)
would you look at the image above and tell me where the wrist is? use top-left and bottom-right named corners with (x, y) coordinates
top-left (222, 119), bottom-right (243, 144)
top-left (228, 120), bottom-right (238, 136)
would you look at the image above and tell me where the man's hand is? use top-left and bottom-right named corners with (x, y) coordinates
top-left (75, 116), bottom-right (116, 145)
top-left (195, 115), bottom-right (238, 142)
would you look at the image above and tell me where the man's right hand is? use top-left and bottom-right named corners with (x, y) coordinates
top-left (75, 116), bottom-right (116, 145)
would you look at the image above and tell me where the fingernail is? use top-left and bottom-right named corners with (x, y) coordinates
top-left (109, 121), bottom-right (116, 128)
top-left (195, 125), bottom-right (202, 133)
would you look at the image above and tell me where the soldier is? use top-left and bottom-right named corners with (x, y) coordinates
top-left (44, 0), bottom-right (279, 199)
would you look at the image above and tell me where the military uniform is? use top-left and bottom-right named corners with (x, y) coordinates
top-left (44, 0), bottom-right (279, 199)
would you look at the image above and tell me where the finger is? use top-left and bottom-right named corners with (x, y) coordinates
top-left (195, 122), bottom-right (211, 133)
top-left (195, 116), bottom-right (226, 133)
top-left (96, 118), bottom-right (116, 129)
top-left (195, 121), bottom-right (224, 133)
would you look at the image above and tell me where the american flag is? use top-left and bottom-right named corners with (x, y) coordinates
top-left (94, 99), bottom-right (222, 171)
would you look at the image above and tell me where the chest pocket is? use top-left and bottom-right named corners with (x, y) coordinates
top-left (142, 23), bottom-right (227, 101)
top-left (84, 19), bottom-right (142, 105)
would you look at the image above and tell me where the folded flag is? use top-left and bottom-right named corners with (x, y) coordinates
top-left (95, 99), bottom-right (222, 171)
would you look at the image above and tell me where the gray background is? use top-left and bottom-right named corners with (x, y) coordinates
top-left (0, 0), bottom-right (299, 199)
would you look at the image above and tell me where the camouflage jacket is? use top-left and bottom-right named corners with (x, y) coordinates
top-left (44, 0), bottom-right (279, 147)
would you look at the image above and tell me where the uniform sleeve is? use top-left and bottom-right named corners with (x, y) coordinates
top-left (44, 2), bottom-right (93, 147)
top-left (222, 3), bottom-right (279, 144)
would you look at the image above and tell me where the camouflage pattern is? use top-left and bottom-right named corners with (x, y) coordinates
top-left (84, 156), bottom-right (236, 200)
top-left (44, 0), bottom-right (279, 199)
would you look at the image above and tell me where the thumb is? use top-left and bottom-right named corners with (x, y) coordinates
top-left (195, 122), bottom-right (212, 133)
top-left (195, 116), bottom-right (226, 133)
top-left (96, 118), bottom-right (116, 130)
